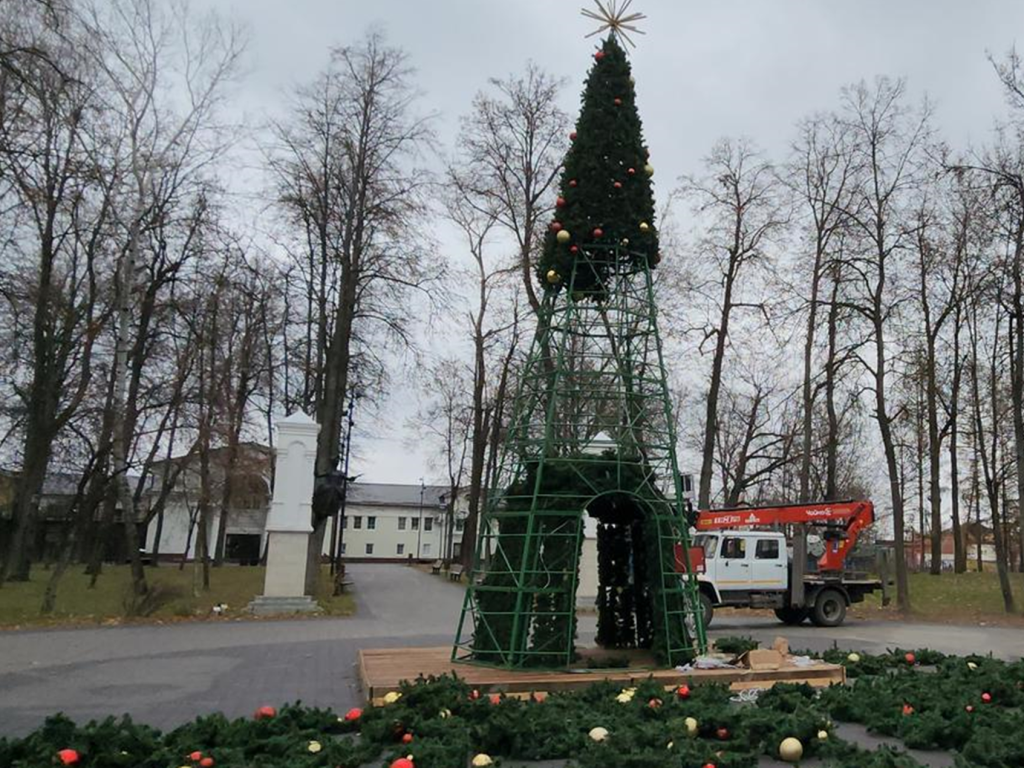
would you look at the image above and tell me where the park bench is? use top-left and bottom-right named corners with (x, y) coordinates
top-left (431, 559), bottom-right (443, 575)
top-left (449, 564), bottom-right (465, 582)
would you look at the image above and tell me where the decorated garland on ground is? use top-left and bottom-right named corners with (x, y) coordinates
top-left (4, 645), bottom-right (1022, 768)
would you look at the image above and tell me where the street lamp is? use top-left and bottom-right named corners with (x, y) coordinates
top-left (330, 390), bottom-right (360, 575)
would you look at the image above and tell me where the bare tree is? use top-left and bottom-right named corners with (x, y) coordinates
top-left (838, 78), bottom-right (932, 613)
top-left (268, 30), bottom-right (438, 593)
top-left (680, 138), bottom-right (788, 509)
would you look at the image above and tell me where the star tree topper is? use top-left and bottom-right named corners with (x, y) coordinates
top-left (581, 0), bottom-right (647, 48)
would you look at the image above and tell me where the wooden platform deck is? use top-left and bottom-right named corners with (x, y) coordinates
top-left (358, 647), bottom-right (846, 704)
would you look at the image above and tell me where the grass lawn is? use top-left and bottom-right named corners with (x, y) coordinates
top-left (0, 564), bottom-right (355, 629)
top-left (853, 569), bottom-right (1024, 624)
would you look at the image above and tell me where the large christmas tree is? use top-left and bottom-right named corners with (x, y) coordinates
top-left (538, 34), bottom-right (659, 295)
top-left (454, 21), bottom-right (705, 670)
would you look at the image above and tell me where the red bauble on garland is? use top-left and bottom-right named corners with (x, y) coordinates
top-left (390, 759), bottom-right (414, 768)
top-left (57, 750), bottom-right (79, 766)
top-left (569, 131), bottom-right (577, 140)
top-left (594, 50), bottom-right (605, 61)
top-left (569, 245), bottom-right (579, 253)
top-left (469, 689), bottom-right (481, 700)
top-left (489, 693), bottom-right (502, 705)
top-left (676, 684), bottom-right (691, 699)
top-left (592, 227), bottom-right (604, 238)
top-left (199, 758), bottom-right (214, 768)
top-left (254, 706), bottom-right (276, 720)
top-left (902, 704), bottom-right (914, 716)
top-left (613, 181), bottom-right (622, 189)
top-left (627, 167), bottom-right (636, 175)
top-left (550, 221), bottom-right (562, 232)
top-left (344, 707), bottom-right (363, 722)
top-left (981, 692), bottom-right (992, 703)
top-left (905, 652), bottom-right (916, 665)
top-left (189, 751), bottom-right (203, 762)
top-left (614, 97), bottom-right (622, 106)
top-left (556, 197), bottom-right (566, 207)
top-left (966, 705), bottom-right (975, 713)
top-left (569, 179), bottom-right (578, 187)
top-left (402, 733), bottom-right (414, 744)
top-left (715, 727), bottom-right (729, 741)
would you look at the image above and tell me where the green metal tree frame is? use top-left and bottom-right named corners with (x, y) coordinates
top-left (453, 245), bottom-right (707, 669)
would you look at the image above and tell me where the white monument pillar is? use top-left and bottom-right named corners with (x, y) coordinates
top-left (250, 412), bottom-right (321, 615)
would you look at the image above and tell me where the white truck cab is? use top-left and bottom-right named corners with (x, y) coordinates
top-left (693, 530), bottom-right (788, 600)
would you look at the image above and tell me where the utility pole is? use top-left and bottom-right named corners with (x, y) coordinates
top-left (416, 478), bottom-right (425, 561)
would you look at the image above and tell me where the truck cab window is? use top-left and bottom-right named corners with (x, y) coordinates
top-left (721, 536), bottom-right (746, 559)
top-left (755, 539), bottom-right (780, 559)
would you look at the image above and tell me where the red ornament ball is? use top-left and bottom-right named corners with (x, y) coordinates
top-left (715, 727), bottom-right (730, 740)
top-left (556, 197), bottom-right (566, 207)
top-left (594, 50), bottom-right (605, 61)
top-left (57, 750), bottom-right (79, 766)
top-left (569, 245), bottom-right (579, 253)
top-left (613, 181), bottom-right (622, 189)
top-left (402, 733), bottom-right (414, 744)
top-left (390, 759), bottom-right (414, 768)
top-left (628, 167), bottom-right (636, 175)
top-left (254, 706), bottom-right (276, 720)
top-left (982, 692), bottom-right (992, 703)
top-left (905, 652), bottom-right (916, 665)
top-left (569, 131), bottom-right (577, 140)
top-left (902, 704), bottom-right (914, 716)
top-left (469, 689), bottom-right (481, 700)
top-left (189, 752), bottom-right (203, 762)
top-left (703, 764), bottom-right (717, 768)
top-left (489, 693), bottom-right (502, 705)
top-left (592, 227), bottom-right (604, 238)
top-left (614, 97), bottom-right (622, 106)
top-left (647, 697), bottom-right (662, 709)
top-left (569, 179), bottom-right (578, 187)
top-left (676, 684), bottom-right (691, 699)
top-left (966, 705), bottom-right (975, 713)
top-left (200, 759), bottom-right (215, 768)
top-left (344, 707), bottom-right (363, 722)
top-left (550, 221), bottom-right (562, 232)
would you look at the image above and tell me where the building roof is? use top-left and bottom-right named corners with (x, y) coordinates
top-left (347, 482), bottom-right (449, 508)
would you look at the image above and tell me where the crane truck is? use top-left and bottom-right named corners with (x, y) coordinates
top-left (675, 500), bottom-right (885, 628)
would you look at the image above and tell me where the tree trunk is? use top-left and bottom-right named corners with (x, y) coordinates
top-left (824, 270), bottom-right (841, 500)
top-left (698, 265), bottom-right (736, 509)
top-left (799, 234), bottom-right (825, 503)
top-left (949, 307), bottom-right (966, 573)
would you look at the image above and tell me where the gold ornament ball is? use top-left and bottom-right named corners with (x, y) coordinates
top-left (779, 737), bottom-right (803, 763)
top-left (383, 691), bottom-right (402, 705)
top-left (967, 661), bottom-right (978, 670)
top-left (639, 221), bottom-right (650, 233)
top-left (307, 741), bottom-right (322, 754)
top-left (471, 755), bottom-right (494, 767)
top-left (556, 229), bottom-right (571, 243)
top-left (817, 730), bottom-right (829, 741)
top-left (620, 238), bottom-right (630, 246)
top-left (546, 269), bottom-right (560, 285)
top-left (588, 727), bottom-right (609, 742)
top-left (847, 652), bottom-right (861, 663)
top-left (644, 163), bottom-right (654, 176)
top-left (684, 717), bottom-right (698, 737)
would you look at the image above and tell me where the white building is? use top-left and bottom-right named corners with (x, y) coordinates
top-left (142, 443), bottom-right (465, 564)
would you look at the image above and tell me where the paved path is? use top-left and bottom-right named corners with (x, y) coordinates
top-left (0, 564), bottom-right (1019, 740)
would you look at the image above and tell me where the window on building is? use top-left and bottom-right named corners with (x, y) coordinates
top-left (342, 516), bottom-right (347, 529)
top-left (411, 517), bottom-right (419, 530)
top-left (367, 516), bottom-right (376, 530)
top-left (455, 518), bottom-right (464, 531)
top-left (353, 516), bottom-right (362, 529)
top-left (681, 474), bottom-right (694, 493)
top-left (423, 543), bottom-right (431, 555)
top-left (397, 543), bottom-right (405, 555)
top-left (424, 517), bottom-right (433, 532)
top-left (398, 516), bottom-right (406, 530)
top-left (341, 543), bottom-right (346, 555)
top-left (721, 536), bottom-right (746, 559)
top-left (365, 542), bottom-right (374, 555)
top-left (755, 539), bottom-right (780, 560)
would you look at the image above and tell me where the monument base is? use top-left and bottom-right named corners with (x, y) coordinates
top-left (248, 595), bottom-right (321, 616)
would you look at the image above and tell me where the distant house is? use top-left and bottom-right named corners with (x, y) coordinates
top-left (904, 522), bottom-right (1018, 570)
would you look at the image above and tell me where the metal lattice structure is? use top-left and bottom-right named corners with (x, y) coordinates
top-left (453, 245), bottom-right (707, 669)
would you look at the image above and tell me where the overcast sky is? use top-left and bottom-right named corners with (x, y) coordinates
top-left (193, 0), bottom-right (1024, 488)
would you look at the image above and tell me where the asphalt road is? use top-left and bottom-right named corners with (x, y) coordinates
top-left (0, 563), bottom-right (1018, 755)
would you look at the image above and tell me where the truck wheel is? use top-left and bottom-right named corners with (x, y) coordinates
top-left (699, 592), bottom-right (714, 629)
top-left (774, 606), bottom-right (809, 625)
top-left (810, 589), bottom-right (847, 627)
